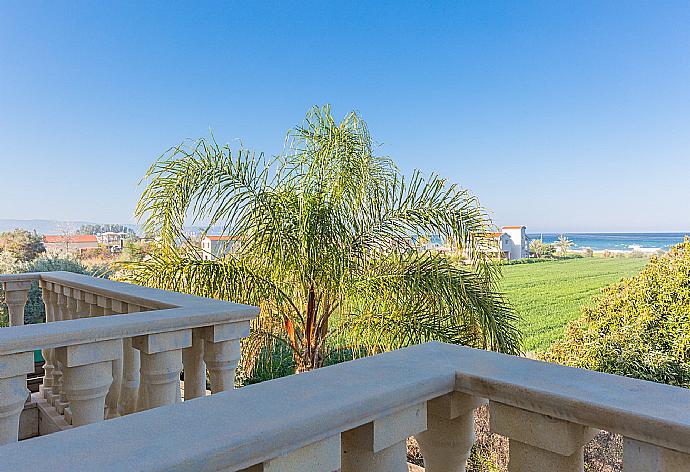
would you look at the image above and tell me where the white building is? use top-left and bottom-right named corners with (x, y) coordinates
top-left (201, 236), bottom-right (241, 260)
top-left (486, 226), bottom-right (529, 260)
top-left (502, 226), bottom-right (529, 260)
top-left (96, 232), bottom-right (130, 248)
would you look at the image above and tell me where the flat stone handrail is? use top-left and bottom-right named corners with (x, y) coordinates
top-left (449, 343), bottom-right (690, 454)
top-left (0, 271), bottom-right (258, 355)
top-left (2, 342), bottom-right (690, 471)
top-left (0, 271), bottom-right (246, 310)
top-left (0, 306), bottom-right (253, 355)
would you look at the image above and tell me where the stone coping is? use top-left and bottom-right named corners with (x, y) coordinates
top-left (445, 343), bottom-right (690, 454)
top-left (1, 271), bottom-right (244, 310)
top-left (0, 271), bottom-right (259, 355)
top-left (3, 342), bottom-right (690, 470)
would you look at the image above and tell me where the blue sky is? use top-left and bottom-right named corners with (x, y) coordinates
top-left (1, 1), bottom-right (689, 232)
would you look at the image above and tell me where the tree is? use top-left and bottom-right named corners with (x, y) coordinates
top-left (56, 222), bottom-right (79, 253)
top-left (0, 229), bottom-right (45, 262)
top-left (78, 224), bottom-right (135, 235)
top-left (529, 239), bottom-right (556, 259)
top-left (529, 239), bottom-right (545, 258)
top-left (555, 234), bottom-right (573, 256)
top-left (121, 105), bottom-right (521, 373)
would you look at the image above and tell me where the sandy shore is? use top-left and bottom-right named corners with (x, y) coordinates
top-left (570, 247), bottom-right (663, 255)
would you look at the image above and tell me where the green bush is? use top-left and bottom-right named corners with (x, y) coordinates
top-left (503, 254), bottom-right (582, 265)
top-left (237, 342), bottom-right (364, 386)
top-left (543, 238), bottom-right (690, 387)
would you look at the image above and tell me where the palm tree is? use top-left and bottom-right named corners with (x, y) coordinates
top-left (529, 239), bottom-right (545, 258)
top-left (556, 234), bottom-right (574, 256)
top-left (121, 105), bottom-right (520, 373)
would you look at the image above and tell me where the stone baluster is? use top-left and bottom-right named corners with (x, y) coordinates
top-left (132, 329), bottom-right (191, 410)
top-left (0, 352), bottom-right (34, 445)
top-left (66, 290), bottom-right (79, 320)
top-left (416, 392), bottom-right (486, 471)
top-left (61, 286), bottom-right (83, 422)
top-left (1, 281), bottom-right (32, 426)
top-left (341, 403), bottom-right (427, 472)
top-left (38, 280), bottom-right (55, 400)
top-left (54, 287), bottom-right (71, 414)
top-left (199, 321), bottom-right (248, 393)
top-left (57, 286), bottom-right (71, 320)
top-left (53, 340), bottom-right (118, 427)
top-left (98, 296), bottom-right (123, 419)
top-left (623, 438), bottom-right (690, 472)
top-left (182, 330), bottom-right (206, 400)
top-left (3, 280), bottom-right (31, 326)
top-left (117, 302), bottom-right (141, 416)
top-left (46, 288), bottom-right (62, 407)
top-left (73, 289), bottom-right (90, 318)
top-left (489, 401), bottom-right (598, 472)
top-left (240, 435), bottom-right (341, 472)
top-left (86, 292), bottom-right (103, 317)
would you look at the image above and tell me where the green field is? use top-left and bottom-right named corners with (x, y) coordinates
top-left (500, 257), bottom-right (648, 352)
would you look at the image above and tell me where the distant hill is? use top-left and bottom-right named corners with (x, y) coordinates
top-left (0, 219), bottom-right (139, 235)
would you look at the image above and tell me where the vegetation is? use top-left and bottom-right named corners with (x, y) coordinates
top-left (555, 234), bottom-right (574, 256)
top-left (0, 229), bottom-right (45, 262)
top-left (500, 256), bottom-right (647, 352)
top-left (544, 240), bottom-right (690, 387)
top-left (120, 105), bottom-right (520, 374)
top-left (77, 224), bottom-right (135, 235)
top-left (528, 239), bottom-right (555, 259)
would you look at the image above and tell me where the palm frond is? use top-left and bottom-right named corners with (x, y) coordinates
top-left (340, 251), bottom-right (521, 355)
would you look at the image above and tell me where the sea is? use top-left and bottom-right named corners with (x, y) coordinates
top-left (529, 233), bottom-right (689, 252)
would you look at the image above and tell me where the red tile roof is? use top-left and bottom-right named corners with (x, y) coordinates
top-left (205, 236), bottom-right (239, 241)
top-left (44, 235), bottom-right (98, 243)
top-left (502, 226), bottom-right (525, 229)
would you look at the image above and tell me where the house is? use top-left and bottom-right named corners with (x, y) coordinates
top-left (96, 232), bottom-right (130, 248)
top-left (201, 235), bottom-right (241, 260)
top-left (416, 237), bottom-right (452, 254)
top-left (484, 226), bottom-right (530, 260)
top-left (502, 225), bottom-right (529, 259)
top-left (481, 232), bottom-right (513, 259)
top-left (43, 235), bottom-right (99, 254)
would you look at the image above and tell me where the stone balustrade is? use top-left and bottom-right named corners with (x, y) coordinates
top-left (0, 340), bottom-right (689, 471)
top-left (0, 271), bottom-right (258, 445)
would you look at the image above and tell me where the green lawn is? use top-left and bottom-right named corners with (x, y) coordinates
top-left (500, 257), bottom-right (648, 352)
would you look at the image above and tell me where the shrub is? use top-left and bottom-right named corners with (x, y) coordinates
top-left (0, 229), bottom-right (45, 262)
top-left (78, 247), bottom-right (113, 259)
top-left (503, 258), bottom-right (550, 266)
top-left (544, 238), bottom-right (690, 387)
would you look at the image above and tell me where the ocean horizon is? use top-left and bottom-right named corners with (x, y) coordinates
top-left (529, 232), bottom-right (689, 251)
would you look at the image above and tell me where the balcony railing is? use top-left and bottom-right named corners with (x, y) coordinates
top-left (0, 271), bottom-right (258, 442)
top-left (2, 274), bottom-right (690, 471)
